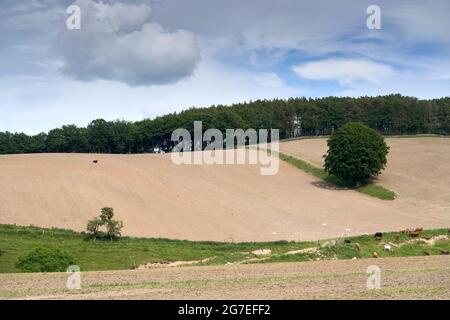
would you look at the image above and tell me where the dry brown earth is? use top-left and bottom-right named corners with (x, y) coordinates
top-left (279, 137), bottom-right (450, 222)
top-left (0, 138), bottom-right (449, 241)
top-left (1, 256), bottom-right (449, 300)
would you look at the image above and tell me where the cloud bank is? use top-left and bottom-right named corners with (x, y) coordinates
top-left (293, 58), bottom-right (394, 85)
top-left (1, 0), bottom-right (450, 134)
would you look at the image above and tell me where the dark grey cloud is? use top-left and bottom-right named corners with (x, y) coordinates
top-left (52, 0), bottom-right (201, 86)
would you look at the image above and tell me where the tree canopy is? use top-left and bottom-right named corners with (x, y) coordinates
top-left (0, 94), bottom-right (448, 155)
top-left (324, 122), bottom-right (389, 185)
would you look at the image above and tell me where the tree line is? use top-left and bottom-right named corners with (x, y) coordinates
top-left (0, 94), bottom-right (448, 155)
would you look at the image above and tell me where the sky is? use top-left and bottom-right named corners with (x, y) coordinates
top-left (0, 0), bottom-right (449, 134)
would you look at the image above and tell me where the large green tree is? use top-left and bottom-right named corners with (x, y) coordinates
top-left (324, 122), bottom-right (389, 185)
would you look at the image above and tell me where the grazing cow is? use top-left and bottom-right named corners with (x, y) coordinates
top-left (372, 252), bottom-right (379, 258)
top-left (374, 232), bottom-right (382, 241)
top-left (383, 244), bottom-right (393, 252)
top-left (440, 250), bottom-right (449, 255)
top-left (355, 243), bottom-right (361, 251)
top-left (423, 250), bottom-right (430, 256)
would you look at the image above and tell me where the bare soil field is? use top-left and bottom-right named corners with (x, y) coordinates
top-left (279, 137), bottom-right (450, 220)
top-left (1, 256), bottom-right (449, 300)
top-left (0, 139), bottom-right (449, 241)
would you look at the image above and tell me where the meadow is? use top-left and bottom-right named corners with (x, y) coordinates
top-left (1, 224), bottom-right (448, 273)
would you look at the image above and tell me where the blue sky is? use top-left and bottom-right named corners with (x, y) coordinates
top-left (0, 0), bottom-right (449, 134)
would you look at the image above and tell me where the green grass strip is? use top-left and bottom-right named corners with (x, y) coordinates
top-left (0, 224), bottom-right (448, 274)
top-left (277, 152), bottom-right (396, 200)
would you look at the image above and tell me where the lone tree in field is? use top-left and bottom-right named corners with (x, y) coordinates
top-left (86, 207), bottom-right (123, 241)
top-left (324, 122), bottom-right (389, 185)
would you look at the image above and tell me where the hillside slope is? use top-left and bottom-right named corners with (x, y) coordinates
top-left (0, 141), bottom-right (449, 241)
top-left (279, 137), bottom-right (450, 218)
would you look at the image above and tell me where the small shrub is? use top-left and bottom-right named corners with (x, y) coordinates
top-left (15, 247), bottom-right (76, 273)
top-left (86, 217), bottom-right (103, 240)
top-left (106, 219), bottom-right (123, 241)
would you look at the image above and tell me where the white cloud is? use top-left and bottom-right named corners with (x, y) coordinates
top-left (254, 73), bottom-right (284, 88)
top-left (0, 59), bottom-right (301, 134)
top-left (52, 0), bottom-right (201, 86)
top-left (293, 58), bottom-right (394, 85)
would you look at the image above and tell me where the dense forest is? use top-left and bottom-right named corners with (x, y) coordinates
top-left (0, 94), bottom-right (449, 155)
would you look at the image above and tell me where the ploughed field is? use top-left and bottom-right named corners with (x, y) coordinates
top-left (279, 137), bottom-right (450, 220)
top-left (0, 138), bottom-right (449, 241)
top-left (1, 256), bottom-right (449, 299)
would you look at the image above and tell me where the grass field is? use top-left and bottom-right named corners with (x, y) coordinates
top-left (278, 153), bottom-right (396, 200)
top-left (1, 224), bottom-right (448, 273)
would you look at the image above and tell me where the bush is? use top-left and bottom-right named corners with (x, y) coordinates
top-left (106, 219), bottom-right (123, 240)
top-left (86, 217), bottom-right (103, 240)
top-left (324, 122), bottom-right (389, 185)
top-left (15, 247), bottom-right (76, 273)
